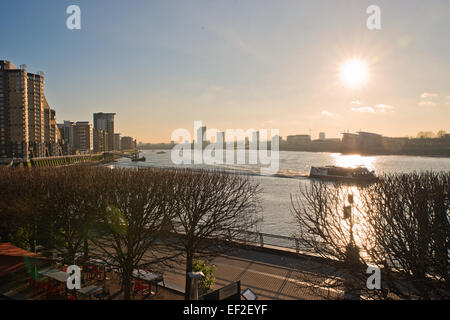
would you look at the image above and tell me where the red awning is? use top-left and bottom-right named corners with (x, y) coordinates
top-left (0, 243), bottom-right (50, 277)
top-left (0, 243), bottom-right (39, 257)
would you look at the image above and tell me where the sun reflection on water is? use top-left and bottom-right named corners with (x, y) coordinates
top-left (332, 154), bottom-right (375, 170)
top-left (337, 185), bottom-right (373, 261)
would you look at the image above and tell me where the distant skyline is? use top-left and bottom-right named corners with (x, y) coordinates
top-left (2, 0), bottom-right (449, 142)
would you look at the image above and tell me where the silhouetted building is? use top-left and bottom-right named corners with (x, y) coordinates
top-left (341, 132), bottom-right (360, 153)
top-left (319, 132), bottom-right (326, 140)
top-left (357, 131), bottom-right (383, 153)
top-left (216, 131), bottom-right (225, 149)
top-left (121, 136), bottom-right (134, 151)
top-left (286, 134), bottom-right (311, 146)
top-left (382, 136), bottom-right (408, 153)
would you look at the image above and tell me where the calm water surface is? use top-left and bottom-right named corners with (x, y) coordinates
top-left (112, 150), bottom-right (450, 237)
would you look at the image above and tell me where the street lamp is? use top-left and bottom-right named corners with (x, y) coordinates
top-left (188, 271), bottom-right (205, 300)
top-left (343, 193), bottom-right (361, 299)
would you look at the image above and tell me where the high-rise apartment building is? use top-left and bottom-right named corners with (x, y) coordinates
top-left (0, 60), bottom-right (29, 159)
top-left (0, 60), bottom-right (59, 160)
top-left (114, 133), bottom-right (121, 151)
top-left (58, 120), bottom-right (75, 154)
top-left (216, 131), bottom-right (225, 149)
top-left (27, 71), bottom-right (45, 158)
top-left (49, 109), bottom-right (60, 156)
top-left (196, 126), bottom-right (206, 145)
top-left (93, 112), bottom-right (115, 151)
top-left (93, 128), bottom-right (108, 153)
top-left (73, 121), bottom-right (93, 153)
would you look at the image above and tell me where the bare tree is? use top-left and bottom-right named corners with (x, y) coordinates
top-left (291, 181), bottom-right (373, 299)
top-left (359, 172), bottom-right (450, 299)
top-left (43, 167), bottom-right (105, 264)
top-left (0, 167), bottom-right (53, 252)
top-left (169, 169), bottom-right (262, 299)
top-left (90, 168), bottom-right (177, 300)
top-left (292, 172), bottom-right (450, 300)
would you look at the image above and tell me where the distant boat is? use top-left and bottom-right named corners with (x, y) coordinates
top-left (309, 165), bottom-right (377, 182)
top-left (131, 153), bottom-right (146, 162)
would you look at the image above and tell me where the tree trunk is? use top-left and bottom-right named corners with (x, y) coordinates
top-left (433, 196), bottom-right (449, 283)
top-left (83, 239), bottom-right (89, 259)
top-left (123, 270), bottom-right (133, 300)
top-left (185, 250), bottom-right (194, 300)
top-left (416, 191), bottom-right (430, 299)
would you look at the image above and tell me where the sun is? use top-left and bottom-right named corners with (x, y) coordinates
top-left (339, 59), bottom-right (369, 89)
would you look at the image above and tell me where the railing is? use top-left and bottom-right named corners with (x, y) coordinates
top-left (230, 229), bottom-right (316, 254)
top-left (171, 225), bottom-right (318, 255)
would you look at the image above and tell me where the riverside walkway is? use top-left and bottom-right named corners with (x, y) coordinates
top-left (161, 246), bottom-right (342, 300)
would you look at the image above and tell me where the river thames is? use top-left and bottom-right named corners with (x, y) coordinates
top-left (111, 150), bottom-right (450, 237)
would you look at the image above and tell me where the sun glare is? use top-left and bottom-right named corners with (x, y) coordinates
top-left (339, 59), bottom-right (369, 89)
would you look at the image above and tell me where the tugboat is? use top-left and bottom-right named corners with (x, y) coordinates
top-left (131, 153), bottom-right (146, 162)
top-left (309, 165), bottom-right (377, 183)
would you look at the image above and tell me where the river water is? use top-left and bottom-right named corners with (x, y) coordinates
top-left (111, 150), bottom-right (450, 237)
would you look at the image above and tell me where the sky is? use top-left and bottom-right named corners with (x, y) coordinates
top-left (1, 0), bottom-right (450, 142)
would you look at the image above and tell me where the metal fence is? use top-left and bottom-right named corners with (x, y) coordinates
top-left (173, 225), bottom-right (318, 255)
top-left (233, 230), bottom-right (315, 254)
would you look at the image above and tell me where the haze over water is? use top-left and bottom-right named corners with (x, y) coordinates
top-left (112, 150), bottom-right (450, 237)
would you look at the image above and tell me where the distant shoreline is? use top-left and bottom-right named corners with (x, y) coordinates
top-left (138, 147), bottom-right (450, 159)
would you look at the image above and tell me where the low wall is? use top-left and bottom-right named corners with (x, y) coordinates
top-left (20, 154), bottom-right (110, 168)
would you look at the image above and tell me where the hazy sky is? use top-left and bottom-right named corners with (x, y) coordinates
top-left (2, 0), bottom-right (449, 142)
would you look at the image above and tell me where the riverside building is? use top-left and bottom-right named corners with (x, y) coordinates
top-left (0, 60), bottom-right (59, 160)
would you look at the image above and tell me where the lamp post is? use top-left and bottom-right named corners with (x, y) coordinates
top-left (343, 193), bottom-right (361, 299)
top-left (188, 271), bottom-right (204, 300)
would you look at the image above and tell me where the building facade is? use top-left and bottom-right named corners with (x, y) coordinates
top-left (93, 112), bottom-right (115, 151)
top-left (121, 136), bottom-right (134, 151)
top-left (286, 134), bottom-right (311, 146)
top-left (319, 132), bottom-right (326, 140)
top-left (73, 121), bottom-right (93, 153)
top-left (93, 128), bottom-right (108, 153)
top-left (114, 133), bottom-right (121, 151)
top-left (0, 60), bottom-right (60, 160)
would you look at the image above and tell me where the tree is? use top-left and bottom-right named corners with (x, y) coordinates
top-left (169, 169), bottom-right (262, 299)
top-left (90, 168), bottom-right (177, 300)
top-left (416, 131), bottom-right (435, 139)
top-left (46, 166), bottom-right (103, 265)
top-left (192, 259), bottom-right (217, 294)
top-left (291, 181), bottom-right (372, 299)
top-left (0, 167), bottom-right (51, 252)
top-left (291, 173), bottom-right (450, 300)
top-left (359, 172), bottom-right (450, 299)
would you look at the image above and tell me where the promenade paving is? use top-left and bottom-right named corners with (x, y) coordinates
top-left (160, 247), bottom-right (342, 300)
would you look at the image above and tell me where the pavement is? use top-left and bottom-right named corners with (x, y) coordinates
top-left (161, 246), bottom-right (343, 300)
